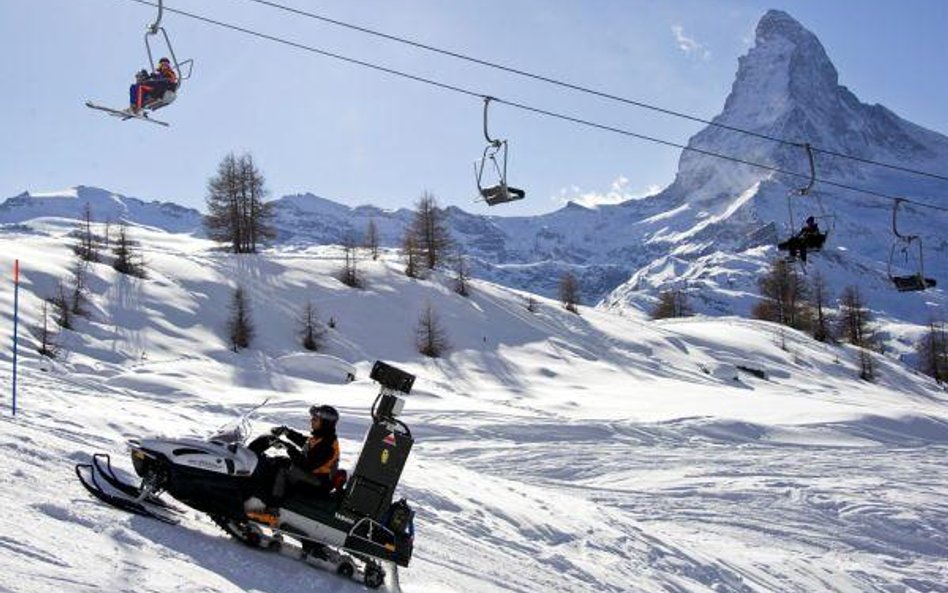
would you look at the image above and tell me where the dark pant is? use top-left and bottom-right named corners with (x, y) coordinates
top-left (128, 81), bottom-right (176, 108)
top-left (247, 436), bottom-right (331, 506)
top-left (273, 466), bottom-right (332, 504)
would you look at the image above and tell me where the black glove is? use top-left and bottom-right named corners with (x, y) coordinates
top-left (270, 425), bottom-right (288, 437)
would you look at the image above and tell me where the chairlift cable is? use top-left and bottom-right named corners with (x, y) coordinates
top-left (115, 0), bottom-right (948, 215)
top-left (238, 0), bottom-right (948, 186)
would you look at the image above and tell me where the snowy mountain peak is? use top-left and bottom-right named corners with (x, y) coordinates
top-left (0, 185), bottom-right (204, 234)
top-left (673, 9), bottom-right (948, 208)
top-left (725, 9), bottom-right (839, 128)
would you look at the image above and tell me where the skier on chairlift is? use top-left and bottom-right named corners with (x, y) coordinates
top-left (129, 57), bottom-right (178, 113)
top-left (782, 216), bottom-right (823, 263)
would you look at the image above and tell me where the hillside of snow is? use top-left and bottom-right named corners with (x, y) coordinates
top-left (1, 218), bottom-right (947, 593)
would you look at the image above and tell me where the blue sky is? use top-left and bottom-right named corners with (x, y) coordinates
top-left (2, 0), bottom-right (946, 215)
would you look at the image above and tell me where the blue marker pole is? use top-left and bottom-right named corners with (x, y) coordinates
top-left (12, 259), bottom-right (19, 416)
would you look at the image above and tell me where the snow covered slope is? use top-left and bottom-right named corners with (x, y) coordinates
top-left (1, 219), bottom-right (946, 593)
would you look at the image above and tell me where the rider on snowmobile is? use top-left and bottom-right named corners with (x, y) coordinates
top-left (274, 404), bottom-right (341, 493)
top-left (249, 404), bottom-right (341, 511)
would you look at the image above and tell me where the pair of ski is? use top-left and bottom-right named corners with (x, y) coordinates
top-left (85, 101), bottom-right (170, 127)
top-left (75, 453), bottom-right (182, 524)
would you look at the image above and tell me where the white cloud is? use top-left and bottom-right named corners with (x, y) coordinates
top-left (671, 25), bottom-right (711, 60)
top-left (555, 177), bottom-right (662, 209)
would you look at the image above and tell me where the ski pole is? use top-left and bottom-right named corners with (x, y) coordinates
top-left (12, 259), bottom-right (20, 416)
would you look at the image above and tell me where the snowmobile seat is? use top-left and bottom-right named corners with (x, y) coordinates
top-left (892, 275), bottom-right (937, 292)
top-left (481, 183), bottom-right (525, 206)
top-left (281, 490), bottom-right (340, 522)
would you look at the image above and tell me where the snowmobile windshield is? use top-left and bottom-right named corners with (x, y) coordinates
top-left (208, 398), bottom-right (269, 445)
top-left (209, 419), bottom-right (250, 445)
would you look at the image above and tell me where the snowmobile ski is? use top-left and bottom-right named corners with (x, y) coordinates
top-left (75, 462), bottom-right (180, 524)
top-left (90, 453), bottom-right (181, 512)
top-left (85, 101), bottom-right (170, 127)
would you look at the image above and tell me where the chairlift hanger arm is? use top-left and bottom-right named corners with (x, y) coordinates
top-left (795, 142), bottom-right (816, 196)
top-left (483, 96), bottom-right (501, 146)
top-left (891, 198), bottom-right (918, 242)
top-left (147, 0), bottom-right (163, 34)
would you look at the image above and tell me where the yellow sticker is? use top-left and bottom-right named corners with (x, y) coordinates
top-left (381, 449), bottom-right (390, 465)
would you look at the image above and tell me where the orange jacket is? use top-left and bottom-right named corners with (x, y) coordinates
top-left (284, 427), bottom-right (340, 477)
top-left (156, 63), bottom-right (178, 85)
top-left (304, 435), bottom-right (340, 477)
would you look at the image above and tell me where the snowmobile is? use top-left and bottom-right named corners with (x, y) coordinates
top-left (76, 360), bottom-right (417, 589)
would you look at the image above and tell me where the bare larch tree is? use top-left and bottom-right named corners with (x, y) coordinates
top-left (651, 287), bottom-right (692, 319)
top-left (415, 302), bottom-right (450, 358)
top-left (204, 153), bottom-right (276, 253)
top-left (409, 191), bottom-right (452, 271)
top-left (559, 270), bottom-right (581, 314)
top-left (916, 318), bottom-right (948, 382)
top-left (228, 286), bottom-right (255, 352)
top-left (363, 219), bottom-right (380, 261)
top-left (751, 258), bottom-right (811, 330)
top-left (299, 300), bottom-right (325, 351)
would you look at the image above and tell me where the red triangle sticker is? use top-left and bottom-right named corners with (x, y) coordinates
top-left (383, 433), bottom-right (397, 447)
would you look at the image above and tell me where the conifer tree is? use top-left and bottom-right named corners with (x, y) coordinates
top-left (403, 233), bottom-right (420, 279)
top-left (409, 191), bottom-right (452, 270)
top-left (204, 153), bottom-right (276, 253)
top-left (299, 300), bottom-right (325, 351)
top-left (31, 301), bottom-right (59, 359)
top-left (70, 258), bottom-right (88, 316)
top-left (808, 271), bottom-right (833, 342)
top-left (112, 222), bottom-right (146, 278)
top-left (415, 302), bottom-right (450, 358)
top-left (50, 280), bottom-right (72, 330)
top-left (651, 287), bottom-right (692, 319)
top-left (73, 202), bottom-right (100, 263)
top-left (837, 285), bottom-right (877, 381)
top-left (453, 249), bottom-right (470, 297)
top-left (559, 271), bottom-right (581, 314)
top-left (364, 219), bottom-right (380, 261)
top-left (228, 286), bottom-right (254, 352)
top-left (338, 234), bottom-right (362, 288)
top-left (751, 258), bottom-right (810, 330)
top-left (917, 318), bottom-right (948, 382)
